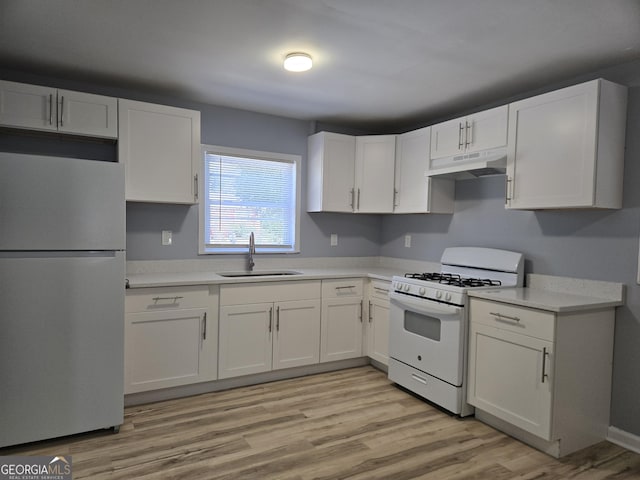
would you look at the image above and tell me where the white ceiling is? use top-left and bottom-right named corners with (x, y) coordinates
top-left (1, 0), bottom-right (639, 130)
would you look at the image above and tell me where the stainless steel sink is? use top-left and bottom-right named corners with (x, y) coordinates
top-left (217, 270), bottom-right (302, 278)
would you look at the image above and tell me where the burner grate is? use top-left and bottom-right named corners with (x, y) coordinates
top-left (404, 272), bottom-right (502, 288)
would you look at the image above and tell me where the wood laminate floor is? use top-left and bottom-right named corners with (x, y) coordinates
top-left (2, 366), bottom-right (639, 479)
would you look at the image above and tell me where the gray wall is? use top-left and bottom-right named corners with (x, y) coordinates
top-left (2, 58), bottom-right (640, 437)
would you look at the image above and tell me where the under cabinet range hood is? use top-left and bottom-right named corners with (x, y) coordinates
top-left (427, 146), bottom-right (507, 180)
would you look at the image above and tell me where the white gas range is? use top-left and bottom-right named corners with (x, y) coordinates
top-left (388, 247), bottom-right (524, 416)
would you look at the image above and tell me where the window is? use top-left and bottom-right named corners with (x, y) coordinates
top-left (199, 145), bottom-right (300, 254)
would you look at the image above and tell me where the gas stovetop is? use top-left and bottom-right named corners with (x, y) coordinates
top-left (391, 247), bottom-right (524, 306)
top-left (404, 272), bottom-right (503, 288)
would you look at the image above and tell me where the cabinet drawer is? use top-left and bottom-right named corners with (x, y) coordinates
top-left (126, 286), bottom-right (210, 312)
top-left (220, 280), bottom-right (320, 306)
top-left (369, 280), bottom-right (391, 300)
top-left (469, 298), bottom-right (555, 341)
top-left (322, 278), bottom-right (364, 298)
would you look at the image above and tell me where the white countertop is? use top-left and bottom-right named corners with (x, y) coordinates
top-left (126, 267), bottom-right (403, 288)
top-left (468, 287), bottom-right (624, 313)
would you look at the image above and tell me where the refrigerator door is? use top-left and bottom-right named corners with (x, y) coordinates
top-left (0, 252), bottom-right (124, 447)
top-left (0, 152), bottom-right (124, 251)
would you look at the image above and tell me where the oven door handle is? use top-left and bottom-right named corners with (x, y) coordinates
top-left (390, 292), bottom-right (462, 318)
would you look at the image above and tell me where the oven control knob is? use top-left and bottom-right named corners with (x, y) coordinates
top-left (403, 284), bottom-right (411, 292)
top-left (445, 292), bottom-right (452, 301)
top-left (436, 291), bottom-right (442, 299)
top-left (418, 287), bottom-right (426, 296)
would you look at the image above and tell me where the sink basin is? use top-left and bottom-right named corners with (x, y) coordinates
top-left (217, 270), bottom-right (302, 278)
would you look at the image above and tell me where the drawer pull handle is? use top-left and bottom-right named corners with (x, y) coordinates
top-left (374, 287), bottom-right (389, 293)
top-left (152, 296), bottom-right (184, 303)
top-left (335, 285), bottom-right (356, 290)
top-left (490, 311), bottom-right (521, 323)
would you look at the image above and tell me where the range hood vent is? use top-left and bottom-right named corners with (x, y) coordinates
top-left (427, 147), bottom-right (507, 180)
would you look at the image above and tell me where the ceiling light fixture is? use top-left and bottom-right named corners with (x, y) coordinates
top-left (283, 52), bottom-right (313, 72)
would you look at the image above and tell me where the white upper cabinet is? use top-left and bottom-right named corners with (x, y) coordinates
top-left (0, 80), bottom-right (117, 138)
top-left (354, 135), bottom-right (396, 213)
top-left (430, 105), bottom-right (508, 161)
top-left (307, 131), bottom-right (356, 212)
top-left (119, 99), bottom-right (201, 204)
top-left (506, 79), bottom-right (627, 210)
top-left (307, 132), bottom-right (396, 214)
top-left (395, 127), bottom-right (454, 214)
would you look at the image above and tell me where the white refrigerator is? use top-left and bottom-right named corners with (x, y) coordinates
top-left (0, 152), bottom-right (125, 448)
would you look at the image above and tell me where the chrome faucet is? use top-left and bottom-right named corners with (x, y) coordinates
top-left (248, 231), bottom-right (256, 271)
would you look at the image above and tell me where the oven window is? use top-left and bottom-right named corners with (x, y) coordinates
top-left (404, 311), bottom-right (441, 341)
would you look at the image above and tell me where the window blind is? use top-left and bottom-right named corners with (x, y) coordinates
top-left (203, 153), bottom-right (296, 252)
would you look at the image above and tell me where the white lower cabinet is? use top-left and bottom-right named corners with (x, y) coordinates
top-left (124, 286), bottom-right (218, 394)
top-left (321, 279), bottom-right (364, 362)
top-left (467, 297), bottom-right (615, 457)
top-left (218, 281), bottom-right (321, 379)
top-left (366, 280), bottom-right (390, 365)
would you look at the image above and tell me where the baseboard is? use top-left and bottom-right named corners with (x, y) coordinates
top-left (125, 357), bottom-right (370, 406)
top-left (608, 426), bottom-right (640, 454)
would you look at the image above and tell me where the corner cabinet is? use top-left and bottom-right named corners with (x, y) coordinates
top-left (218, 281), bottom-right (321, 379)
top-left (119, 99), bottom-right (201, 204)
top-left (467, 297), bottom-right (615, 457)
top-left (321, 278), bottom-right (365, 362)
top-left (394, 127), bottom-right (454, 214)
top-left (124, 286), bottom-right (218, 394)
top-left (0, 80), bottom-right (118, 139)
top-left (505, 79), bottom-right (627, 210)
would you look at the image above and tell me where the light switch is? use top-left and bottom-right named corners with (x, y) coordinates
top-left (404, 235), bottom-right (411, 248)
top-left (162, 230), bottom-right (173, 246)
top-left (330, 233), bottom-right (338, 246)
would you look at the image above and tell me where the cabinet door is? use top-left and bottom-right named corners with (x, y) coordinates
top-left (506, 82), bottom-right (598, 209)
top-left (119, 99), bottom-right (200, 204)
top-left (273, 299), bottom-right (321, 370)
top-left (219, 303), bottom-right (273, 379)
top-left (367, 296), bottom-right (390, 365)
top-left (467, 322), bottom-right (553, 439)
top-left (125, 308), bottom-right (210, 393)
top-left (307, 132), bottom-right (355, 212)
top-left (395, 127), bottom-right (429, 213)
top-left (430, 117), bottom-right (464, 160)
top-left (320, 297), bottom-right (363, 362)
top-left (0, 80), bottom-right (57, 132)
top-left (354, 135), bottom-right (396, 213)
top-left (395, 127), bottom-right (454, 214)
top-left (57, 89), bottom-right (118, 138)
top-left (466, 105), bottom-right (508, 152)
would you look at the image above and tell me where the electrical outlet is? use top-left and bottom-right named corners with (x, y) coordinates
top-left (404, 235), bottom-right (411, 248)
top-left (162, 230), bottom-right (173, 246)
top-left (330, 233), bottom-right (338, 246)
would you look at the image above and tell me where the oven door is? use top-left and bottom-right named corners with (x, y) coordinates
top-left (389, 291), bottom-right (465, 386)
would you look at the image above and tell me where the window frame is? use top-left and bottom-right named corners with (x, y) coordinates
top-left (198, 144), bottom-right (301, 255)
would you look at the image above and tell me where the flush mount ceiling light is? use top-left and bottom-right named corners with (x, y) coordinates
top-left (283, 52), bottom-right (313, 72)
